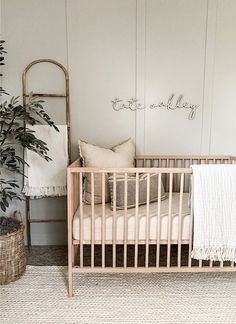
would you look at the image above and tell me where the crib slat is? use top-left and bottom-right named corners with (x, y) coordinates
top-left (156, 173), bottom-right (162, 268)
top-left (79, 173), bottom-right (83, 268)
top-left (102, 172), bottom-right (106, 269)
top-left (124, 173), bottom-right (128, 268)
top-left (173, 159), bottom-right (177, 192)
top-left (178, 173), bottom-right (184, 268)
top-left (135, 172), bottom-right (139, 269)
top-left (113, 173), bottom-right (117, 268)
top-left (165, 159), bottom-right (169, 191)
top-left (188, 175), bottom-right (194, 268)
top-left (145, 173), bottom-right (151, 268)
top-left (91, 173), bottom-right (95, 268)
top-left (167, 173), bottom-right (173, 268)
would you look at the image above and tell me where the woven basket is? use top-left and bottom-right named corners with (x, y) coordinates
top-left (0, 223), bottom-right (26, 285)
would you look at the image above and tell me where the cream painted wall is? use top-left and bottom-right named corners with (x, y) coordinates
top-left (1, 0), bottom-right (236, 244)
top-left (144, 0), bottom-right (207, 155)
top-left (67, 0), bottom-right (136, 158)
top-left (209, 0), bottom-right (236, 155)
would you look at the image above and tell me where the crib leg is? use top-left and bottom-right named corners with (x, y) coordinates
top-left (68, 268), bottom-right (73, 297)
top-left (68, 232), bottom-right (74, 297)
top-left (68, 245), bottom-right (73, 297)
top-left (68, 240), bottom-right (74, 297)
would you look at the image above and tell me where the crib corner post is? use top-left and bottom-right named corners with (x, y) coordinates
top-left (67, 167), bottom-right (74, 297)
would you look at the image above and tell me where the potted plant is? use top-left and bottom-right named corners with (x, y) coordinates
top-left (0, 40), bottom-right (58, 284)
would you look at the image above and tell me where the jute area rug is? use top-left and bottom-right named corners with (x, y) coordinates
top-left (1, 266), bottom-right (236, 323)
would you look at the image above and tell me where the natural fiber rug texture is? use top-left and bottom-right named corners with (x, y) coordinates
top-left (1, 266), bottom-right (236, 324)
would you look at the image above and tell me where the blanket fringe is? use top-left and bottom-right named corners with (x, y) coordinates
top-left (22, 185), bottom-right (67, 198)
top-left (191, 247), bottom-right (236, 262)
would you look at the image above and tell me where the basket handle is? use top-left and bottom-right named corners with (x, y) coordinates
top-left (13, 210), bottom-right (23, 223)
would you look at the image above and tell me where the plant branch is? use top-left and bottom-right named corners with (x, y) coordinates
top-left (0, 40), bottom-right (58, 213)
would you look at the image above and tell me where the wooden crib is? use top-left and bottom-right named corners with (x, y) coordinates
top-left (67, 155), bottom-right (236, 297)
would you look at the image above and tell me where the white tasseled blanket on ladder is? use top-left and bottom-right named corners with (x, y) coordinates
top-left (191, 164), bottom-right (236, 262)
top-left (23, 125), bottom-right (68, 198)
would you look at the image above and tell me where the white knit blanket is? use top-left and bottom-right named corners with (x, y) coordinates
top-left (23, 125), bottom-right (68, 198)
top-left (191, 164), bottom-right (236, 262)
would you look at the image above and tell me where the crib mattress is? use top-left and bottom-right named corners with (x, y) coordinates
top-left (73, 193), bottom-right (191, 243)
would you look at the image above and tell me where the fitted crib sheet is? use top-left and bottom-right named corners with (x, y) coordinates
top-left (73, 193), bottom-right (191, 243)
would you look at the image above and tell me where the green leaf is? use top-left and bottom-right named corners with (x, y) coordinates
top-left (0, 40), bottom-right (58, 213)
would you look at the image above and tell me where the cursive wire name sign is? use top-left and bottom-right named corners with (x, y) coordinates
top-left (112, 94), bottom-right (199, 120)
top-left (112, 97), bottom-right (145, 111)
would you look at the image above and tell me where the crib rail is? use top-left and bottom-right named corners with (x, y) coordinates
top-left (67, 155), bottom-right (236, 296)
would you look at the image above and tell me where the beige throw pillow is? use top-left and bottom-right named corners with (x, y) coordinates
top-left (79, 138), bottom-right (135, 204)
top-left (108, 173), bottom-right (167, 210)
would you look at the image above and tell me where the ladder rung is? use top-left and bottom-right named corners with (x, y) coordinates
top-left (25, 93), bottom-right (66, 98)
top-left (30, 219), bottom-right (66, 223)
